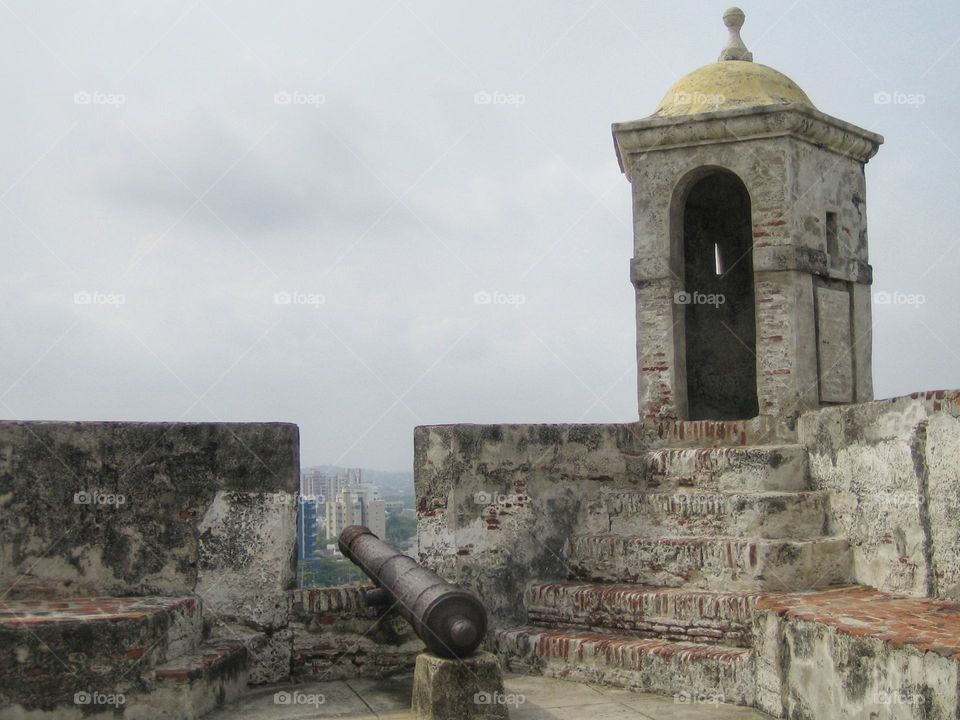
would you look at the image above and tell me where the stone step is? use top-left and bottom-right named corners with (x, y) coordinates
top-left (624, 444), bottom-right (809, 492)
top-left (493, 626), bottom-right (754, 705)
top-left (567, 534), bottom-right (852, 591)
top-left (525, 582), bottom-right (762, 647)
top-left (754, 586), bottom-right (960, 717)
top-left (127, 639), bottom-right (250, 719)
top-left (585, 490), bottom-right (827, 538)
top-left (0, 595), bottom-right (204, 714)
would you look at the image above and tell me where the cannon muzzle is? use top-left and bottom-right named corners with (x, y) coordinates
top-left (338, 525), bottom-right (487, 658)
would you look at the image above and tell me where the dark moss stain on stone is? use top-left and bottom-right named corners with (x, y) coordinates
top-left (775, 543), bottom-right (803, 564)
top-left (768, 449), bottom-right (785, 469)
top-left (767, 497), bottom-right (788, 513)
top-left (0, 422), bottom-right (297, 595)
top-left (837, 636), bottom-right (875, 702)
top-left (536, 426), bottom-right (563, 447)
top-left (787, 623), bottom-right (816, 659)
top-left (567, 425), bottom-right (603, 451)
top-left (910, 420), bottom-right (937, 598)
top-left (480, 425), bottom-right (503, 443)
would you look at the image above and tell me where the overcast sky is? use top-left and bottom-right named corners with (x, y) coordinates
top-left (2, 1), bottom-right (958, 471)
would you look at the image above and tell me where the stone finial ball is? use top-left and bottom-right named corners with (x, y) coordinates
top-left (723, 7), bottom-right (746, 29)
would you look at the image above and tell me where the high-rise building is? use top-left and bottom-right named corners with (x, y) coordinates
top-left (298, 496), bottom-right (322, 559)
top-left (301, 467), bottom-right (363, 503)
top-left (326, 482), bottom-right (385, 540)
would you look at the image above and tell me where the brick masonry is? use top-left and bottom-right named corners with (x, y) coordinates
top-left (288, 585), bottom-right (423, 681)
top-left (526, 582), bottom-right (760, 647)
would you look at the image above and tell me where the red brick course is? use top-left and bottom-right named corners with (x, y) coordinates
top-left (756, 585), bottom-right (960, 660)
top-left (0, 596), bottom-right (197, 627)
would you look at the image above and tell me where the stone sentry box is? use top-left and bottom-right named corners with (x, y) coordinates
top-left (612, 8), bottom-right (883, 441)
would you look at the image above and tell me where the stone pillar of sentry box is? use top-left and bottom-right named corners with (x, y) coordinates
top-left (411, 651), bottom-right (509, 720)
top-left (613, 7), bottom-right (883, 444)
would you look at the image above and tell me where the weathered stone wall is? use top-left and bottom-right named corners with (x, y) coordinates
top-left (0, 420), bottom-right (299, 682)
top-left (0, 420), bottom-right (298, 596)
top-left (414, 422), bottom-right (638, 624)
top-left (799, 391), bottom-right (960, 601)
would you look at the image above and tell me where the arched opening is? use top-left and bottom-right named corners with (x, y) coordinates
top-left (681, 171), bottom-right (758, 420)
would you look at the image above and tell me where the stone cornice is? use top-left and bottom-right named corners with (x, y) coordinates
top-left (612, 104), bottom-right (883, 172)
top-left (631, 246), bottom-right (872, 284)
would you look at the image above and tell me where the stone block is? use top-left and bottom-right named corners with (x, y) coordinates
top-left (195, 491), bottom-right (296, 628)
top-left (412, 651), bottom-right (509, 720)
top-left (0, 420), bottom-right (299, 597)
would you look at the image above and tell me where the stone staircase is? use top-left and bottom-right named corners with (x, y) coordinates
top-left (0, 594), bottom-right (257, 719)
top-left (492, 440), bottom-right (853, 707)
top-left (494, 581), bottom-right (761, 704)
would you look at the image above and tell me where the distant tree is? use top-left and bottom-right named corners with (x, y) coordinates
top-left (298, 553), bottom-right (367, 587)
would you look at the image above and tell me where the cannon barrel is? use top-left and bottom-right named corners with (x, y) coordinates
top-left (338, 525), bottom-right (487, 658)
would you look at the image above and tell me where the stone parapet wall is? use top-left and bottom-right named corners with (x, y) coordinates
top-left (0, 420), bottom-right (299, 684)
top-left (0, 420), bottom-right (298, 598)
top-left (414, 422), bottom-right (638, 624)
top-left (799, 391), bottom-right (960, 600)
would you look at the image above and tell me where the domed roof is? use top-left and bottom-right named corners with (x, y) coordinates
top-left (653, 7), bottom-right (815, 118)
top-left (654, 60), bottom-right (815, 118)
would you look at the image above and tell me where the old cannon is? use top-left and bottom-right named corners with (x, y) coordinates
top-left (338, 525), bottom-right (487, 658)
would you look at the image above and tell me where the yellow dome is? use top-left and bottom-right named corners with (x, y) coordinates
top-left (654, 60), bottom-right (815, 118)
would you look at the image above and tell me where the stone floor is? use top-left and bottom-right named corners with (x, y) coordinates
top-left (209, 672), bottom-right (774, 719)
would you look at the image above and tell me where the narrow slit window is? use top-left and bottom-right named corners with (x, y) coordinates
top-left (826, 212), bottom-right (839, 258)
